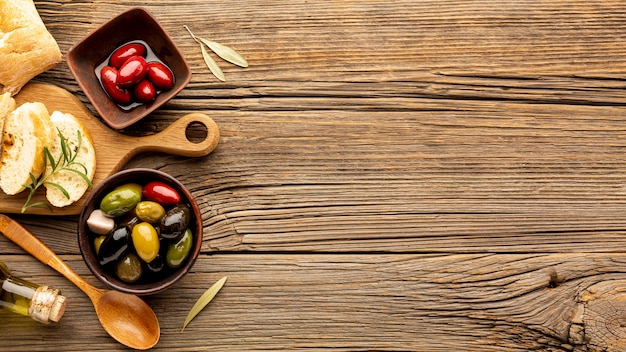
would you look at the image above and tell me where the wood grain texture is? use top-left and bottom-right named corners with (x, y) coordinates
top-left (2, 253), bottom-right (626, 351)
top-left (2, 0), bottom-right (626, 350)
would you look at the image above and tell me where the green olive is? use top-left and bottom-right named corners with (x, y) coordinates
top-left (135, 201), bottom-right (166, 223)
top-left (115, 252), bottom-right (143, 283)
top-left (116, 183), bottom-right (142, 194)
top-left (166, 228), bottom-right (193, 268)
top-left (100, 183), bottom-right (142, 217)
top-left (94, 235), bottom-right (106, 255)
top-left (131, 222), bottom-right (160, 263)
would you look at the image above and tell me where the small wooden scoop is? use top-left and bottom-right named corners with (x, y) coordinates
top-left (1, 82), bottom-right (220, 215)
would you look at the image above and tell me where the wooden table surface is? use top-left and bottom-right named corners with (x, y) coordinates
top-left (2, 1), bottom-right (626, 350)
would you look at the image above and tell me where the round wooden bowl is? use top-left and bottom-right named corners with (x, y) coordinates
top-left (78, 168), bottom-right (202, 295)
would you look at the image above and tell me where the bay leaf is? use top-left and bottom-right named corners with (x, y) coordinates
top-left (197, 37), bottom-right (248, 68)
top-left (200, 43), bottom-right (226, 82)
top-left (181, 276), bottom-right (228, 332)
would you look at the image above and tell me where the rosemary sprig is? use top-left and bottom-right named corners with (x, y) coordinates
top-left (21, 128), bottom-right (92, 213)
top-left (184, 25), bottom-right (248, 81)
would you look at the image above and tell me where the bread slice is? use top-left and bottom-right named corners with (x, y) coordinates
top-left (0, 93), bottom-right (15, 178)
top-left (0, 101), bottom-right (54, 195)
top-left (0, 93), bottom-right (15, 144)
top-left (0, 0), bottom-right (62, 96)
top-left (44, 111), bottom-right (96, 207)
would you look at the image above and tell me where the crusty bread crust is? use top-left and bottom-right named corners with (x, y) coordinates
top-left (0, 102), bottom-right (54, 195)
top-left (44, 111), bottom-right (96, 207)
top-left (0, 0), bottom-right (62, 96)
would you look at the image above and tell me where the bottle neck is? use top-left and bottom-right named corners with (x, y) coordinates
top-left (0, 261), bottom-right (66, 323)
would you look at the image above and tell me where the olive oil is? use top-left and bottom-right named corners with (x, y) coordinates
top-left (0, 260), bottom-right (66, 323)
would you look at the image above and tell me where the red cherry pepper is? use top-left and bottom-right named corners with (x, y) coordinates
top-left (142, 181), bottom-right (181, 206)
top-left (117, 55), bottom-right (148, 88)
top-left (109, 42), bottom-right (147, 69)
top-left (146, 61), bottom-right (174, 90)
top-left (99, 66), bottom-right (132, 105)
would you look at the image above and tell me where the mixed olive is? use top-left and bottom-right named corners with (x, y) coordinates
top-left (85, 181), bottom-right (195, 284)
top-left (97, 40), bottom-right (175, 108)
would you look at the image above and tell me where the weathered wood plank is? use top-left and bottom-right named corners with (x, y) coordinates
top-left (2, 253), bottom-right (626, 351)
top-left (7, 1), bottom-right (626, 254)
top-left (5, 1), bottom-right (626, 351)
top-left (8, 98), bottom-right (626, 254)
top-left (35, 1), bottom-right (626, 104)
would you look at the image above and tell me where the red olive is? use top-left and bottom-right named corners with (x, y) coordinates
top-left (146, 61), bottom-right (174, 90)
top-left (133, 80), bottom-right (156, 103)
top-left (117, 55), bottom-right (148, 88)
top-left (142, 181), bottom-right (181, 206)
top-left (109, 42), bottom-right (147, 69)
top-left (99, 66), bottom-right (132, 105)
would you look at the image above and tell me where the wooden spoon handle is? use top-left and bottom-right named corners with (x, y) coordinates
top-left (0, 215), bottom-right (57, 264)
top-left (0, 215), bottom-right (97, 295)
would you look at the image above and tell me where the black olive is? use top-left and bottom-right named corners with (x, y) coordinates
top-left (159, 203), bottom-right (190, 240)
top-left (144, 253), bottom-right (166, 276)
top-left (98, 226), bottom-right (131, 267)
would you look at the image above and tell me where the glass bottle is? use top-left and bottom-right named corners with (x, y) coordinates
top-left (0, 260), bottom-right (66, 324)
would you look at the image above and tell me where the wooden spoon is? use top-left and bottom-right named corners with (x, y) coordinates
top-left (0, 215), bottom-right (160, 350)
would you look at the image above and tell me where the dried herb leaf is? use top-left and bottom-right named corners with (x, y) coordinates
top-left (181, 276), bottom-right (227, 332)
top-left (196, 37), bottom-right (248, 68)
top-left (185, 25), bottom-right (225, 81)
top-left (184, 25), bottom-right (248, 81)
top-left (184, 25), bottom-right (199, 41)
top-left (200, 43), bottom-right (226, 82)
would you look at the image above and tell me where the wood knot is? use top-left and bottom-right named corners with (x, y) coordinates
top-left (571, 281), bottom-right (626, 351)
top-left (547, 268), bottom-right (559, 288)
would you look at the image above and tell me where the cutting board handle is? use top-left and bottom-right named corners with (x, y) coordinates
top-left (131, 113), bottom-right (220, 157)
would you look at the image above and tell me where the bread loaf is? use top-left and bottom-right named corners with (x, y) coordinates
top-left (44, 111), bottom-right (96, 207)
top-left (0, 102), bottom-right (54, 195)
top-left (0, 0), bottom-right (62, 95)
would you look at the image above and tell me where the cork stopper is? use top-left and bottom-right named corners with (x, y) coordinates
top-left (49, 294), bottom-right (67, 323)
top-left (29, 286), bottom-right (66, 323)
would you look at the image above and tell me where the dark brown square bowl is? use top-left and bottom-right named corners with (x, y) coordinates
top-left (67, 7), bottom-right (191, 129)
top-left (78, 168), bottom-right (203, 295)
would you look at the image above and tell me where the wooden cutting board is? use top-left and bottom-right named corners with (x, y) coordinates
top-left (2, 82), bottom-right (220, 215)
